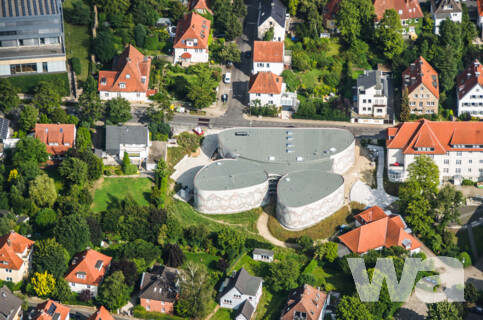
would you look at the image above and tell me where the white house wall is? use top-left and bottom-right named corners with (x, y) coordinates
top-left (253, 62), bottom-right (283, 75)
top-left (249, 92), bottom-right (282, 107)
top-left (173, 48), bottom-right (209, 63)
top-left (100, 91), bottom-right (149, 102)
top-left (69, 282), bottom-right (99, 297)
top-left (220, 284), bottom-right (262, 309)
top-left (357, 85), bottom-right (388, 117)
top-left (276, 183), bottom-right (344, 230)
top-left (457, 84), bottom-right (483, 117)
top-left (330, 139), bottom-right (355, 174)
top-left (258, 19), bottom-right (285, 41)
top-left (433, 13), bottom-right (462, 35)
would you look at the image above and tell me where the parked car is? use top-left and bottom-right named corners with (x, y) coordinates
top-left (221, 94), bottom-right (228, 103)
top-left (193, 127), bottom-right (204, 136)
top-left (469, 307), bottom-right (483, 314)
top-left (224, 72), bottom-right (231, 84)
top-left (226, 61), bottom-right (233, 68)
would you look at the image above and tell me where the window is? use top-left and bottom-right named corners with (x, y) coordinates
top-left (161, 301), bottom-right (165, 305)
top-left (105, 93), bottom-right (109, 97)
top-left (363, 99), bottom-right (367, 103)
top-left (443, 168), bottom-right (449, 173)
top-left (161, 309), bottom-right (165, 313)
top-left (420, 87), bottom-right (424, 91)
top-left (268, 100), bottom-right (273, 104)
top-left (71, 283), bottom-right (75, 287)
top-left (267, 63), bottom-right (270, 67)
top-left (10, 63), bottom-right (37, 74)
top-left (5, 269), bottom-right (12, 273)
top-left (457, 152), bottom-right (462, 156)
top-left (87, 285), bottom-right (90, 289)
top-left (147, 299), bottom-right (150, 303)
top-left (119, 82), bottom-right (126, 89)
top-left (469, 160), bottom-right (473, 164)
top-left (223, 300), bottom-right (232, 304)
top-left (269, 94), bottom-right (273, 97)
top-left (444, 159), bottom-right (449, 165)
top-left (146, 306), bottom-right (150, 311)
top-left (368, 99), bottom-right (372, 103)
top-left (456, 168), bottom-right (461, 173)
top-left (126, 74), bottom-right (131, 79)
top-left (234, 294), bottom-right (241, 298)
top-left (480, 160), bottom-right (483, 164)
top-left (6, 277), bottom-right (12, 282)
top-left (480, 169), bottom-right (483, 173)
top-left (414, 94), bottom-right (418, 98)
top-left (469, 168), bottom-right (472, 173)
top-left (136, 93), bottom-right (141, 98)
top-left (456, 160), bottom-right (462, 165)
top-left (42, 62), bottom-right (48, 72)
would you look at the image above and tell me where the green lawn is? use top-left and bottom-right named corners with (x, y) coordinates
top-left (451, 225), bottom-right (483, 259)
top-left (92, 178), bottom-right (153, 212)
top-left (326, 40), bottom-right (340, 57)
top-left (255, 289), bottom-right (286, 320)
top-left (183, 252), bottom-right (219, 271)
top-left (211, 308), bottom-right (233, 320)
top-left (205, 208), bottom-right (262, 233)
top-left (310, 263), bottom-right (355, 295)
top-left (63, 0), bottom-right (91, 82)
top-left (228, 254), bottom-right (270, 279)
top-left (44, 166), bottom-right (64, 193)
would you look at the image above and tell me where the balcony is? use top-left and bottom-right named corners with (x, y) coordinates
top-left (389, 162), bottom-right (404, 168)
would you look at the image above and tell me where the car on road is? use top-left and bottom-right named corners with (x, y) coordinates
top-left (221, 94), bottom-right (228, 103)
top-left (193, 127), bottom-right (204, 136)
top-left (469, 307), bottom-right (483, 314)
top-left (224, 72), bottom-right (231, 84)
top-left (245, 51), bottom-right (251, 59)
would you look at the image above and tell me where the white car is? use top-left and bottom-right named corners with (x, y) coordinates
top-left (224, 72), bottom-right (231, 84)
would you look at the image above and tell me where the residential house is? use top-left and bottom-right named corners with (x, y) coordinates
top-left (323, 0), bottom-right (341, 33)
top-left (86, 307), bottom-right (114, 320)
top-left (280, 284), bottom-right (329, 320)
top-left (173, 12), bottom-right (211, 64)
top-left (257, 0), bottom-right (287, 41)
top-left (252, 41), bottom-right (285, 75)
top-left (98, 45), bottom-right (153, 102)
top-left (0, 231), bottom-right (34, 283)
top-left (139, 266), bottom-right (180, 314)
top-left (189, 0), bottom-right (212, 15)
top-left (386, 119), bottom-right (483, 182)
top-left (0, 286), bottom-right (22, 320)
top-left (34, 124), bottom-right (76, 160)
top-left (373, 0), bottom-right (423, 35)
top-left (402, 56), bottom-right (439, 115)
top-left (104, 125), bottom-right (150, 162)
top-left (430, 0), bottom-right (462, 35)
top-left (32, 300), bottom-right (70, 320)
top-left (64, 249), bottom-right (112, 297)
top-left (356, 70), bottom-right (389, 118)
top-left (252, 249), bottom-right (275, 263)
top-left (234, 300), bottom-right (255, 320)
top-left (0, 0), bottom-right (66, 76)
top-left (338, 206), bottom-right (422, 254)
top-left (0, 118), bottom-right (10, 140)
top-left (219, 268), bottom-right (263, 311)
top-left (456, 60), bottom-right (483, 118)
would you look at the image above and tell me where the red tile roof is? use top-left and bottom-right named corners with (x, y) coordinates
top-left (189, 0), bottom-right (213, 14)
top-left (324, 0), bottom-right (342, 20)
top-left (64, 249), bottom-right (112, 286)
top-left (174, 12), bottom-right (211, 50)
top-left (456, 60), bottom-right (483, 100)
top-left (402, 56), bottom-right (439, 99)
top-left (98, 44), bottom-right (151, 94)
top-left (33, 300), bottom-right (70, 320)
top-left (478, 0), bottom-right (483, 16)
top-left (354, 206), bottom-right (388, 225)
top-left (34, 124), bottom-right (75, 156)
top-left (253, 41), bottom-right (284, 63)
top-left (180, 52), bottom-right (192, 59)
top-left (280, 284), bottom-right (327, 320)
top-left (86, 307), bottom-right (114, 320)
top-left (0, 231), bottom-right (34, 270)
top-left (249, 72), bottom-right (283, 94)
top-left (373, 0), bottom-right (423, 21)
top-left (386, 119), bottom-right (483, 154)
top-left (339, 207), bottom-right (422, 254)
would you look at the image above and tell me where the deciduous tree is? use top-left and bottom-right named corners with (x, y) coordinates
top-left (29, 174), bottom-right (57, 208)
top-left (375, 9), bottom-right (404, 60)
top-left (65, 0), bottom-right (91, 25)
top-left (267, 259), bottom-right (300, 292)
top-left (93, 28), bottom-right (117, 64)
top-left (31, 271), bottom-right (56, 297)
top-left (177, 262), bottom-right (213, 318)
top-left (400, 87), bottom-right (410, 122)
top-left (76, 127), bottom-right (92, 152)
top-left (219, 42), bottom-right (241, 63)
top-left (19, 104), bottom-right (39, 131)
top-left (33, 81), bottom-right (62, 114)
top-left (427, 302), bottom-right (462, 320)
top-left (0, 79), bottom-right (19, 113)
top-left (98, 271), bottom-right (131, 310)
top-left (59, 157), bottom-right (89, 186)
top-left (105, 97), bottom-right (132, 124)
top-left (336, 296), bottom-right (372, 320)
top-left (33, 238), bottom-right (69, 279)
top-left (54, 215), bottom-right (91, 256)
top-left (111, 259), bottom-right (138, 286)
top-left (13, 136), bottom-right (48, 166)
top-left (165, 243), bottom-right (186, 268)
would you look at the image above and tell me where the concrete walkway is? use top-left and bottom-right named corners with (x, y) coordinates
top-left (467, 223), bottom-right (479, 261)
top-left (256, 212), bottom-right (299, 249)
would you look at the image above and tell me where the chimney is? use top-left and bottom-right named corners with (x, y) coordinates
top-left (6, 239), bottom-right (11, 247)
top-left (468, 73), bottom-right (471, 79)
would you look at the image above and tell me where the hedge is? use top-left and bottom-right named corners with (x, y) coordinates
top-left (133, 305), bottom-right (186, 320)
top-left (7, 72), bottom-right (70, 96)
top-left (71, 58), bottom-right (82, 75)
top-left (159, 175), bottom-right (168, 208)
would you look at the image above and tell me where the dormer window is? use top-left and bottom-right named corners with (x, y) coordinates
top-left (141, 77), bottom-right (146, 84)
top-left (101, 78), bottom-right (107, 85)
top-left (95, 260), bottom-right (104, 270)
top-left (76, 272), bottom-right (86, 279)
top-left (119, 82), bottom-right (126, 89)
top-left (126, 74), bottom-right (131, 79)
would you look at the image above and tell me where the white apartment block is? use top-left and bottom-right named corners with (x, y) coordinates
top-left (457, 60), bottom-right (483, 118)
top-left (430, 0), bottom-right (462, 35)
top-left (356, 70), bottom-right (388, 118)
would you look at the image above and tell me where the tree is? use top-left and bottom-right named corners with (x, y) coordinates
top-left (0, 217), bottom-right (16, 235)
top-left (217, 229), bottom-right (246, 259)
top-left (76, 127), bottom-right (92, 152)
top-left (33, 81), bottom-right (62, 114)
top-left (298, 273), bottom-right (317, 286)
top-left (232, 0), bottom-right (247, 17)
top-left (98, 271), bottom-right (131, 310)
top-left (54, 215), bottom-right (91, 256)
top-left (79, 150), bottom-right (104, 181)
top-left (263, 27), bottom-right (274, 41)
top-left (281, 70), bottom-right (301, 92)
top-left (105, 97), bottom-right (132, 124)
top-left (400, 87), bottom-right (410, 122)
top-left (51, 278), bottom-right (73, 302)
top-left (219, 42), bottom-right (241, 63)
top-left (86, 216), bottom-right (103, 246)
top-left (225, 14), bottom-right (242, 41)
top-left (19, 104), bottom-right (39, 131)
top-left (31, 271), bottom-right (56, 297)
top-left (288, 0), bottom-right (298, 16)
top-left (215, 258), bottom-right (230, 272)
top-left (375, 9), bottom-right (404, 60)
top-left (29, 174), bottom-right (57, 208)
top-left (111, 259), bottom-right (138, 286)
top-left (186, 65), bottom-right (219, 109)
top-left (65, 0), bottom-right (91, 25)
top-left (436, 185), bottom-right (463, 231)
top-left (337, 0), bottom-right (374, 44)
top-left (172, 1), bottom-right (187, 22)
top-left (50, 108), bottom-right (67, 124)
top-left (131, 0), bottom-right (159, 26)
top-left (134, 24), bottom-right (146, 48)
top-left (165, 243), bottom-right (186, 268)
top-left (267, 259), bottom-right (300, 292)
top-left (13, 136), bottom-right (48, 166)
top-left (78, 76), bottom-right (105, 123)
top-left (93, 28), bottom-right (117, 63)
top-left (464, 282), bottom-right (478, 304)
top-left (427, 302), bottom-right (462, 320)
top-left (79, 289), bottom-right (93, 302)
top-left (433, 45), bottom-right (458, 92)
top-left (35, 208), bottom-right (57, 231)
top-left (177, 262), bottom-right (213, 318)
top-left (336, 296), bottom-right (372, 320)
top-left (32, 238), bottom-right (69, 279)
top-left (439, 19), bottom-right (462, 54)
top-left (461, 4), bottom-right (477, 45)
top-left (0, 79), bottom-right (20, 113)
top-left (316, 242), bottom-right (338, 263)
top-left (296, 235), bottom-right (313, 253)
top-left (59, 157), bottom-right (88, 186)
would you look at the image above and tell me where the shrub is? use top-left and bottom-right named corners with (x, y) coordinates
top-left (71, 58), bottom-right (82, 75)
top-left (8, 73), bottom-right (69, 95)
top-left (123, 164), bottom-right (138, 175)
top-left (458, 252), bottom-right (471, 267)
top-left (461, 179), bottom-right (474, 186)
top-left (78, 289), bottom-right (92, 302)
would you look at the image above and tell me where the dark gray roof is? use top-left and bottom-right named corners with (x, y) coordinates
top-left (105, 125), bottom-right (149, 155)
top-left (0, 118), bottom-right (9, 140)
top-left (221, 268), bottom-right (262, 297)
top-left (139, 267), bottom-right (180, 303)
top-left (235, 300), bottom-right (255, 320)
top-left (259, 0), bottom-right (286, 28)
top-left (431, 0), bottom-right (462, 18)
top-left (357, 70), bottom-right (388, 97)
top-left (0, 0), bottom-right (61, 18)
top-left (253, 248), bottom-right (274, 256)
top-left (0, 286), bottom-right (22, 320)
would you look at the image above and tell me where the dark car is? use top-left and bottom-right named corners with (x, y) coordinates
top-left (245, 51), bottom-right (251, 59)
top-left (221, 94), bottom-right (228, 103)
top-left (469, 307), bottom-right (483, 314)
top-left (226, 61), bottom-right (233, 68)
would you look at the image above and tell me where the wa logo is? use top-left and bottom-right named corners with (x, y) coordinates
top-left (348, 257), bottom-right (465, 303)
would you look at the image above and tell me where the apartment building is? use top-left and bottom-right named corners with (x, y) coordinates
top-left (0, 231), bottom-right (34, 283)
top-left (402, 56), bottom-right (439, 115)
top-left (356, 70), bottom-right (389, 118)
top-left (173, 12), bottom-right (210, 64)
top-left (386, 119), bottom-right (483, 182)
top-left (0, 0), bottom-right (66, 76)
top-left (456, 59), bottom-right (483, 118)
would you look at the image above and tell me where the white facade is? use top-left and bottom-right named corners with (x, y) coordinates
top-left (69, 282), bottom-right (99, 297)
top-left (173, 48), bottom-right (209, 64)
top-left (479, 16), bottom-right (483, 29)
top-left (253, 252), bottom-right (274, 262)
top-left (100, 91), bottom-right (149, 102)
top-left (387, 149), bottom-right (483, 182)
top-left (118, 142), bottom-right (150, 160)
top-left (249, 83), bottom-right (286, 107)
top-left (0, 245), bottom-right (32, 283)
top-left (431, 11), bottom-right (462, 35)
top-left (357, 89), bottom-right (387, 117)
top-left (457, 84), bottom-right (483, 118)
top-left (330, 139), bottom-right (356, 175)
top-left (252, 61), bottom-right (283, 75)
top-left (219, 284), bottom-right (262, 310)
top-left (258, 18), bottom-right (285, 41)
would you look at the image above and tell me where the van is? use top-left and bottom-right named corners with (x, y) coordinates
top-left (224, 72), bottom-right (231, 84)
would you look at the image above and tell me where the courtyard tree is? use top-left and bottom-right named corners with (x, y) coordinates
top-left (29, 174), bottom-right (57, 208)
top-left (0, 79), bottom-right (20, 113)
top-left (31, 271), bottom-right (56, 297)
top-left (336, 296), bottom-right (372, 320)
top-left (375, 9), bottom-right (404, 60)
top-left (267, 259), bottom-right (300, 292)
top-left (427, 302), bottom-right (462, 320)
top-left (59, 157), bottom-right (89, 186)
top-left (13, 136), bottom-right (48, 166)
top-left (105, 97), bottom-right (132, 124)
top-left (33, 81), bottom-right (62, 114)
top-left (54, 214), bottom-right (91, 256)
top-left (400, 87), bottom-right (410, 122)
top-left (219, 42), bottom-right (241, 63)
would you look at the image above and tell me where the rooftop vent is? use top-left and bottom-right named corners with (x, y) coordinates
top-left (268, 156), bottom-right (275, 161)
top-left (296, 157), bottom-right (303, 161)
top-left (235, 132), bottom-right (248, 136)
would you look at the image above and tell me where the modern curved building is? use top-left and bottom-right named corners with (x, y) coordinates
top-left (193, 128), bottom-right (355, 229)
top-left (193, 159), bottom-right (269, 214)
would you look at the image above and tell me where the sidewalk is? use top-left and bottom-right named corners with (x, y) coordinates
top-left (243, 114), bottom-right (393, 128)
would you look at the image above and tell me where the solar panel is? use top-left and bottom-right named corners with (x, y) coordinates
top-left (33, 0), bottom-right (37, 15)
top-left (50, 0), bottom-right (55, 14)
top-left (20, 0), bottom-right (26, 16)
top-left (47, 303), bottom-right (57, 316)
top-left (8, 0), bottom-right (13, 17)
top-left (1, 0), bottom-right (6, 18)
top-left (38, 0), bottom-right (43, 15)
top-left (27, 0), bottom-right (31, 15)
top-left (52, 313), bottom-right (60, 320)
top-left (14, 0), bottom-right (18, 16)
top-left (94, 260), bottom-right (103, 269)
top-left (0, 118), bottom-right (9, 139)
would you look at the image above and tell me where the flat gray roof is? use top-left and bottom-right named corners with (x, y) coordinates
top-left (194, 159), bottom-right (268, 191)
top-left (277, 170), bottom-right (344, 207)
top-left (0, 45), bottom-right (64, 60)
top-left (218, 128), bottom-right (354, 175)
